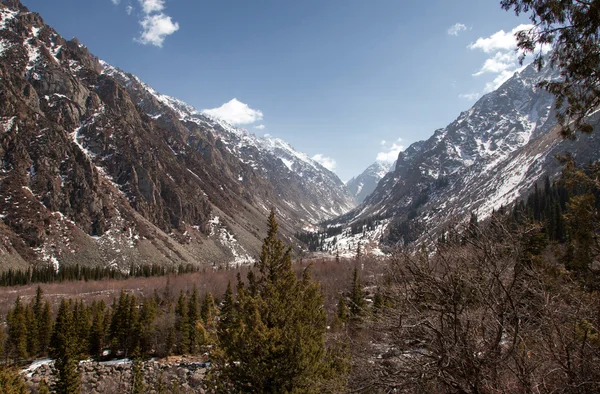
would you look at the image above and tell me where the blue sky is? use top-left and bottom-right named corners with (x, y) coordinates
top-left (22, 0), bottom-right (530, 181)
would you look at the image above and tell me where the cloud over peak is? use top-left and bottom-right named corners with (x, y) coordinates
top-left (467, 24), bottom-right (541, 93)
top-left (312, 154), bottom-right (337, 172)
top-left (202, 99), bottom-right (264, 125)
top-left (377, 138), bottom-right (404, 164)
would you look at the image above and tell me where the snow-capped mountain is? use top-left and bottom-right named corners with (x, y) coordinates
top-left (100, 62), bottom-right (355, 223)
top-left (346, 161), bottom-right (394, 204)
top-left (0, 0), bottom-right (353, 270)
top-left (334, 61), bottom-right (600, 248)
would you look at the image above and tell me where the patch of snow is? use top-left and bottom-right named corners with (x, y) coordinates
top-left (21, 359), bottom-right (53, 378)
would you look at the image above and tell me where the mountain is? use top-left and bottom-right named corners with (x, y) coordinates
top-left (99, 62), bottom-right (355, 223)
top-left (326, 61), bottom-right (600, 252)
top-left (346, 161), bottom-right (394, 204)
top-left (0, 0), bottom-right (353, 270)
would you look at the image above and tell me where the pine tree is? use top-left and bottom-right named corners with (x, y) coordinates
top-left (131, 347), bottom-right (145, 394)
top-left (211, 209), bottom-right (343, 392)
top-left (349, 266), bottom-right (366, 318)
top-left (72, 300), bottom-right (90, 358)
top-left (188, 285), bottom-right (201, 354)
top-left (139, 298), bottom-right (157, 357)
top-left (51, 299), bottom-right (81, 394)
top-left (175, 291), bottom-right (190, 354)
top-left (7, 297), bottom-right (28, 362)
top-left (38, 300), bottom-right (53, 356)
top-left (25, 304), bottom-right (39, 358)
top-left (337, 294), bottom-right (349, 324)
top-left (0, 366), bottom-right (28, 393)
top-left (89, 300), bottom-right (108, 359)
top-left (200, 292), bottom-right (217, 328)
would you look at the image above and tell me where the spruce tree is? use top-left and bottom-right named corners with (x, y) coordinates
top-left (51, 299), bottom-right (81, 394)
top-left (89, 300), bottom-right (108, 359)
top-left (211, 209), bottom-right (341, 393)
top-left (139, 298), bottom-right (157, 357)
top-left (188, 285), bottom-right (201, 354)
top-left (175, 291), bottom-right (190, 354)
top-left (337, 294), bottom-right (349, 324)
top-left (200, 292), bottom-right (217, 329)
top-left (7, 297), bottom-right (28, 362)
top-left (0, 366), bottom-right (28, 394)
top-left (38, 300), bottom-right (53, 356)
top-left (349, 266), bottom-right (366, 318)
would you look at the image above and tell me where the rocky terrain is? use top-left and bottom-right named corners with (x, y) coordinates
top-left (22, 357), bottom-right (208, 394)
top-left (0, 0), bottom-right (353, 271)
top-left (328, 62), bottom-right (600, 248)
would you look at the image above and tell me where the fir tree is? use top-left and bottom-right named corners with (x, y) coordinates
top-left (349, 266), bottom-right (366, 318)
top-left (139, 298), bottom-right (157, 357)
top-left (200, 292), bottom-right (217, 329)
top-left (7, 297), bottom-right (28, 362)
top-left (188, 285), bottom-right (201, 354)
top-left (175, 291), bottom-right (190, 354)
top-left (89, 300), bottom-right (108, 359)
top-left (0, 366), bottom-right (28, 394)
top-left (51, 299), bottom-right (81, 394)
top-left (131, 347), bottom-right (145, 394)
top-left (337, 294), bottom-right (349, 324)
top-left (211, 209), bottom-right (344, 392)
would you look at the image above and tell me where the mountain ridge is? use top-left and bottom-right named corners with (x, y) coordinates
top-left (0, 0), bottom-right (353, 270)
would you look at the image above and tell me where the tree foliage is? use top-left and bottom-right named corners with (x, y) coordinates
top-left (210, 209), bottom-right (346, 393)
top-left (501, 0), bottom-right (600, 137)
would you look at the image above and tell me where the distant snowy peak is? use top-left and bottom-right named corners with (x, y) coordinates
top-left (346, 160), bottom-right (394, 204)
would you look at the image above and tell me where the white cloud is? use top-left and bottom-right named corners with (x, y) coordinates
top-left (139, 0), bottom-right (165, 14)
top-left (472, 51), bottom-right (519, 76)
top-left (467, 24), bottom-right (546, 94)
top-left (136, 13), bottom-right (179, 47)
top-left (448, 23), bottom-right (468, 36)
top-left (126, 5), bottom-right (133, 15)
top-left (458, 92), bottom-right (481, 101)
top-left (483, 69), bottom-right (520, 93)
top-left (111, 0), bottom-right (121, 4)
top-left (254, 124), bottom-right (266, 130)
top-left (202, 98), bottom-right (264, 125)
top-left (312, 154), bottom-right (337, 171)
top-left (468, 24), bottom-right (534, 53)
top-left (377, 138), bottom-right (404, 163)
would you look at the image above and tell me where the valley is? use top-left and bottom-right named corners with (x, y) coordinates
top-left (0, 0), bottom-right (599, 393)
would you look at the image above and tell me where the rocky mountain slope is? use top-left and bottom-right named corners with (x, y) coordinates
top-left (100, 62), bottom-right (354, 223)
top-left (346, 161), bottom-right (393, 204)
top-left (0, 0), bottom-right (353, 270)
top-left (329, 61), bottom-right (600, 249)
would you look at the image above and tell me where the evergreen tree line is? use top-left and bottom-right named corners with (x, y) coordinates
top-left (2, 211), bottom-right (354, 393)
top-left (0, 262), bottom-right (202, 287)
top-left (3, 285), bottom-right (220, 364)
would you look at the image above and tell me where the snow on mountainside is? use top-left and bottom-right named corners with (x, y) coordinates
top-left (100, 62), bottom-right (355, 223)
top-left (331, 61), bottom-right (600, 250)
top-left (0, 0), bottom-right (352, 270)
top-left (346, 161), bottom-right (394, 204)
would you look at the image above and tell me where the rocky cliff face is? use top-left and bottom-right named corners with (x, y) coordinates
top-left (334, 62), bottom-right (600, 247)
top-left (100, 63), bottom-right (355, 223)
top-left (0, 0), bottom-right (352, 270)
